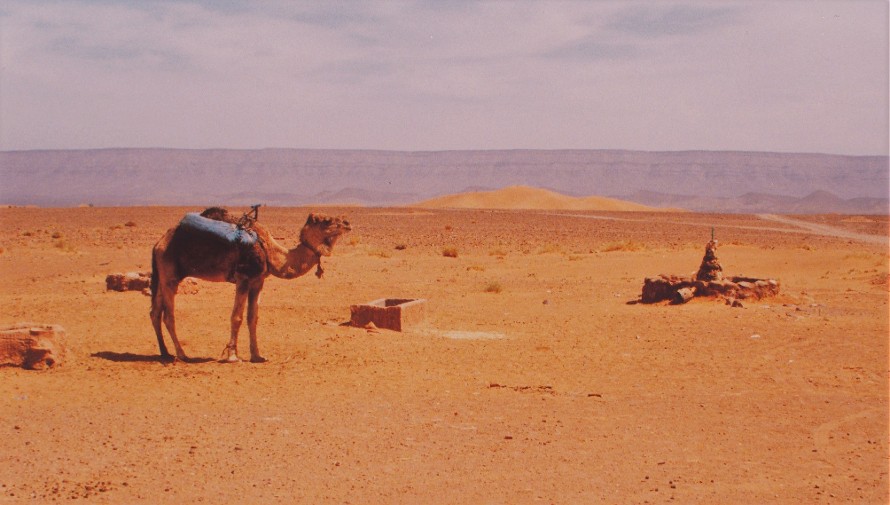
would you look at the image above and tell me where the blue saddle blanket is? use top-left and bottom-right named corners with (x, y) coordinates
top-left (179, 213), bottom-right (258, 246)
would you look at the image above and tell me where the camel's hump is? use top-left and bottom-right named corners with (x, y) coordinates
top-left (179, 213), bottom-right (258, 246)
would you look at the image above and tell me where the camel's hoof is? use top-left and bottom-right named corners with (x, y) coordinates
top-left (221, 354), bottom-right (241, 364)
top-left (159, 353), bottom-right (175, 363)
top-left (250, 356), bottom-right (268, 364)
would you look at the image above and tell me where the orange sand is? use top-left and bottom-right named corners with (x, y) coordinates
top-left (0, 206), bottom-right (887, 503)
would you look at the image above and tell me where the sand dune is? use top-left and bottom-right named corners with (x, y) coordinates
top-left (414, 185), bottom-right (675, 211)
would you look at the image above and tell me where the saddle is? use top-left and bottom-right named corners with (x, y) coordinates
top-left (179, 212), bottom-right (258, 246)
top-left (178, 206), bottom-right (265, 280)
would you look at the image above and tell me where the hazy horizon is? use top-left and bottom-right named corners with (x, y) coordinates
top-left (1, 1), bottom-right (888, 157)
top-left (2, 146), bottom-right (889, 158)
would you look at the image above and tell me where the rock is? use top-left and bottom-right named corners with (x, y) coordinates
top-left (178, 278), bottom-right (200, 295)
top-left (106, 271), bottom-right (150, 292)
top-left (672, 287), bottom-right (696, 304)
top-left (0, 323), bottom-right (65, 369)
top-left (139, 277), bottom-right (199, 296)
top-left (641, 275), bottom-right (695, 303)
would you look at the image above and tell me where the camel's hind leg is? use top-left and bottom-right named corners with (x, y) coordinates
top-left (221, 281), bottom-right (250, 363)
top-left (158, 281), bottom-right (189, 361)
top-left (150, 292), bottom-right (171, 359)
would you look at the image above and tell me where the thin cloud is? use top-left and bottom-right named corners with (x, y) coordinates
top-left (0, 0), bottom-right (886, 155)
top-left (544, 39), bottom-right (639, 61)
top-left (607, 4), bottom-right (741, 38)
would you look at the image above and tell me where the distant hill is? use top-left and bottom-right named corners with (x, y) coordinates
top-left (416, 185), bottom-right (669, 211)
top-left (0, 148), bottom-right (887, 213)
top-left (625, 190), bottom-right (889, 214)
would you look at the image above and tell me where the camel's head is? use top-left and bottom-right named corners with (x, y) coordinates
top-left (300, 213), bottom-right (352, 256)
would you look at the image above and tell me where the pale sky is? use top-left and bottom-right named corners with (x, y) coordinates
top-left (1, 0), bottom-right (887, 155)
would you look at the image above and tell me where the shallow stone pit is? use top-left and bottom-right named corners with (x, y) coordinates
top-left (350, 298), bottom-right (427, 332)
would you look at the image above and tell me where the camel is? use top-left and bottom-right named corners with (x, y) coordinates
top-left (150, 207), bottom-right (351, 363)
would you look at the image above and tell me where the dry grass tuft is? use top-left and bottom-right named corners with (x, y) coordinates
top-left (483, 281), bottom-right (503, 294)
top-left (536, 243), bottom-right (564, 255)
top-left (54, 240), bottom-right (77, 253)
top-left (601, 240), bottom-right (645, 252)
top-left (442, 246), bottom-right (458, 258)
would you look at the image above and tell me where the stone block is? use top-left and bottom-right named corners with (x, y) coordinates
top-left (106, 271), bottom-right (151, 292)
top-left (350, 298), bottom-right (427, 332)
top-left (0, 323), bottom-right (65, 370)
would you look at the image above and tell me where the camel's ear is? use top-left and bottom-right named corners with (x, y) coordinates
top-left (306, 213), bottom-right (318, 225)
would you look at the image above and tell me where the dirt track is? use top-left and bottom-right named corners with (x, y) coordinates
top-left (756, 214), bottom-right (889, 245)
top-left (1, 207), bottom-right (887, 503)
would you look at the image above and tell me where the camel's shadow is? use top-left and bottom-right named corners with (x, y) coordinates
top-left (91, 351), bottom-right (215, 364)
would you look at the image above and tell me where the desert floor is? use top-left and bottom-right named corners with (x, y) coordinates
top-left (1, 206), bottom-right (888, 504)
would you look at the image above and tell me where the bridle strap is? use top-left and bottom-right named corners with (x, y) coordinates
top-left (301, 239), bottom-right (325, 278)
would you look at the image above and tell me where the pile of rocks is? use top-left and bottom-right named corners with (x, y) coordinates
top-left (640, 240), bottom-right (779, 305)
top-left (0, 323), bottom-right (65, 370)
top-left (105, 272), bottom-right (198, 296)
top-left (105, 271), bottom-right (151, 292)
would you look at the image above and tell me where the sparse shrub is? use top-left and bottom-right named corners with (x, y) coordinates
top-left (395, 244), bottom-right (407, 250)
top-left (601, 240), bottom-right (645, 252)
top-left (467, 265), bottom-right (485, 272)
top-left (444, 225), bottom-right (453, 231)
top-left (124, 221), bottom-right (137, 227)
top-left (537, 243), bottom-right (563, 254)
top-left (484, 281), bottom-right (503, 294)
top-left (54, 240), bottom-right (76, 253)
top-left (442, 246), bottom-right (458, 258)
top-left (369, 248), bottom-right (391, 258)
top-left (51, 231), bottom-right (62, 239)
top-left (22, 231), bottom-right (32, 237)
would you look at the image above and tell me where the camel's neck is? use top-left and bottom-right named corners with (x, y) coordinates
top-left (266, 237), bottom-right (320, 279)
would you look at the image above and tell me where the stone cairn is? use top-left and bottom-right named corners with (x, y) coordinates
top-left (640, 239), bottom-right (779, 306)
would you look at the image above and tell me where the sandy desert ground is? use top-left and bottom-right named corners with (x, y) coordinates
top-left (0, 205), bottom-right (887, 504)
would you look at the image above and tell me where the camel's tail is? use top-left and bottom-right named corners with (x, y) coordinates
top-left (150, 248), bottom-right (159, 305)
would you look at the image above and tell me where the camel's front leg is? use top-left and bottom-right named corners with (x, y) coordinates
top-left (221, 282), bottom-right (249, 363)
top-left (247, 280), bottom-right (266, 363)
